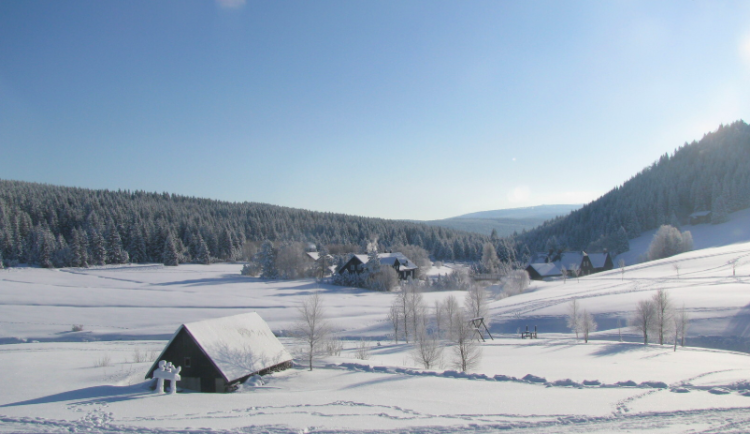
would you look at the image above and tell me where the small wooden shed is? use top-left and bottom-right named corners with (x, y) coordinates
top-left (145, 312), bottom-right (292, 393)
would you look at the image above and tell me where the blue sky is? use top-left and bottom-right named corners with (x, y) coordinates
top-left (1, 1), bottom-right (749, 220)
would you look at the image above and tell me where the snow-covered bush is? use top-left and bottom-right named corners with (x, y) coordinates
top-left (240, 261), bottom-right (260, 276)
top-left (503, 269), bottom-right (530, 296)
top-left (646, 225), bottom-right (693, 261)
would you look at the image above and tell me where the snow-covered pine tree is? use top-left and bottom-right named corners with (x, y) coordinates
top-left (480, 242), bottom-right (501, 274)
top-left (89, 229), bottom-right (107, 266)
top-left (196, 235), bottom-right (211, 264)
top-left (712, 194), bottom-right (729, 224)
top-left (106, 226), bottom-right (129, 264)
top-left (257, 240), bottom-right (278, 279)
top-left (162, 232), bottom-right (179, 266)
top-left (127, 226), bottom-right (147, 264)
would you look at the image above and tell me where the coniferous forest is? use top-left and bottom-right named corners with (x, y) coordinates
top-left (516, 121), bottom-right (750, 255)
top-left (0, 180), bottom-right (488, 268)
top-left (1, 121), bottom-right (748, 270)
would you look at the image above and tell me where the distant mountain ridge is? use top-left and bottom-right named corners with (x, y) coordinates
top-left (420, 204), bottom-right (582, 237)
top-left (454, 204), bottom-right (582, 220)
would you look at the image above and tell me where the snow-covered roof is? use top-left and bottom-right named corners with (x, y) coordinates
top-left (528, 252), bottom-right (549, 264)
top-left (306, 252), bottom-right (319, 261)
top-left (588, 252), bottom-right (610, 268)
top-left (690, 211), bottom-right (712, 218)
top-left (527, 262), bottom-right (562, 277)
top-left (171, 312), bottom-right (292, 383)
top-left (351, 253), bottom-right (418, 270)
top-left (557, 252), bottom-right (584, 269)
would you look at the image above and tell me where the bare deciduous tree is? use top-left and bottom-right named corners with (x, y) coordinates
top-left (449, 308), bottom-right (482, 372)
top-left (464, 285), bottom-right (490, 326)
top-left (566, 299), bottom-right (581, 340)
top-left (581, 309), bottom-right (597, 343)
top-left (674, 303), bottom-right (690, 348)
top-left (388, 301), bottom-right (401, 343)
top-left (619, 259), bottom-right (626, 281)
top-left (294, 292), bottom-right (331, 370)
top-left (412, 326), bottom-right (443, 369)
top-left (652, 289), bottom-right (673, 345)
top-left (631, 298), bottom-right (656, 345)
top-left (442, 295), bottom-right (460, 340)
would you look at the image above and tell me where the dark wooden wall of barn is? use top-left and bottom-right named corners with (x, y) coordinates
top-left (147, 328), bottom-right (223, 393)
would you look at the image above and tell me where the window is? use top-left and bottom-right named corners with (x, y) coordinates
top-left (184, 357), bottom-right (192, 368)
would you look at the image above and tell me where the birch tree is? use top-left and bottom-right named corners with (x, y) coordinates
top-left (566, 299), bottom-right (581, 340)
top-left (294, 292), bottom-right (331, 371)
top-left (631, 299), bottom-right (656, 345)
top-left (450, 308), bottom-right (482, 372)
top-left (652, 289), bottom-right (673, 345)
top-left (581, 309), bottom-right (597, 343)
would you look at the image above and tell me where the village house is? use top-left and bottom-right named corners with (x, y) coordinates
top-left (337, 252), bottom-right (418, 280)
top-left (525, 262), bottom-right (563, 280)
top-left (146, 312), bottom-right (292, 393)
top-left (526, 250), bottom-right (611, 280)
top-left (588, 252), bottom-right (614, 273)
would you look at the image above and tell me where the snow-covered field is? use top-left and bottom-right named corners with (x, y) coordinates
top-left (3, 235), bottom-right (750, 432)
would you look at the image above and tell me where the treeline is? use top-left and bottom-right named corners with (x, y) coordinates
top-left (515, 120), bottom-right (750, 255)
top-left (0, 179), bottom-right (488, 268)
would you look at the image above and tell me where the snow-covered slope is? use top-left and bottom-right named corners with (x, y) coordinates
top-left (4, 245), bottom-right (750, 432)
top-left (617, 207), bottom-right (750, 266)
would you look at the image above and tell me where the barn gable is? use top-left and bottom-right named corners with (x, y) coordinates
top-left (146, 312), bottom-right (292, 392)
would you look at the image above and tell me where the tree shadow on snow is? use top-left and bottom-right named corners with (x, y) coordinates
top-left (591, 342), bottom-right (649, 357)
top-left (339, 374), bottom-right (411, 390)
top-left (0, 384), bottom-right (150, 407)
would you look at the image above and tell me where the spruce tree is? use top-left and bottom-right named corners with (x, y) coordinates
top-left (257, 240), bottom-right (278, 279)
top-left (162, 233), bottom-right (179, 266)
top-left (90, 229), bottom-right (107, 266)
top-left (197, 235), bottom-right (211, 264)
top-left (106, 226), bottom-right (129, 264)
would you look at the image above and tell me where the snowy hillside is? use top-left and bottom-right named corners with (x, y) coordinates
top-left (3, 244), bottom-right (750, 432)
top-left (617, 207), bottom-right (750, 266)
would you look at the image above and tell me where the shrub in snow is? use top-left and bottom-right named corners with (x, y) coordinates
top-left (323, 337), bottom-right (344, 356)
top-left (354, 338), bottom-right (370, 360)
top-left (494, 374), bottom-right (515, 382)
top-left (71, 324), bottom-right (84, 332)
top-left (639, 381), bottom-right (668, 389)
top-left (616, 380), bottom-right (637, 387)
top-left (709, 387), bottom-right (731, 395)
top-left (522, 374), bottom-right (547, 383)
top-left (552, 379), bottom-right (580, 387)
top-left (671, 387), bottom-right (690, 393)
top-left (241, 262), bottom-right (260, 276)
top-left (583, 380), bottom-right (601, 386)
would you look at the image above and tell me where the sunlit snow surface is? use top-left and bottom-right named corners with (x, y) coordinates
top-left (4, 224), bottom-right (750, 431)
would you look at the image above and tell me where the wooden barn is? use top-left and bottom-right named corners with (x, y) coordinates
top-left (337, 252), bottom-right (418, 280)
top-left (145, 312), bottom-right (292, 393)
top-left (689, 211), bottom-right (712, 225)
